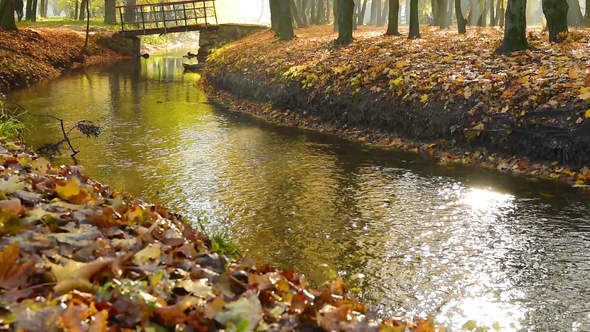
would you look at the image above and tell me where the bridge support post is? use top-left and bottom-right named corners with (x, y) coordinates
top-left (97, 35), bottom-right (141, 56)
top-left (197, 29), bottom-right (219, 62)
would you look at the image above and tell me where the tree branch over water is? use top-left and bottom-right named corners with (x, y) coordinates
top-left (3, 95), bottom-right (102, 162)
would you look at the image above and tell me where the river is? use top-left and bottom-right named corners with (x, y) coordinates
top-left (9, 48), bottom-right (590, 331)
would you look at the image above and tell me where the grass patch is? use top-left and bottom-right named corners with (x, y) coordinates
top-left (194, 213), bottom-right (243, 259)
top-left (0, 100), bottom-right (27, 140)
top-left (140, 34), bottom-right (173, 45)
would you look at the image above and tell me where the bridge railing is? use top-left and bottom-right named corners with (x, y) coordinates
top-left (116, 0), bottom-right (217, 36)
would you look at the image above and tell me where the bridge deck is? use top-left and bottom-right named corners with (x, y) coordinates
top-left (116, 0), bottom-right (218, 36)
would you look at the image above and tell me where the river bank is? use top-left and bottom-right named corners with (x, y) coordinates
top-left (203, 25), bottom-right (590, 189)
top-left (0, 140), bottom-right (439, 331)
top-left (0, 27), bottom-right (125, 92)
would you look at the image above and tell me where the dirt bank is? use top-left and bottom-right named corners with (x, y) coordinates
top-left (0, 27), bottom-right (125, 92)
top-left (203, 25), bottom-right (590, 189)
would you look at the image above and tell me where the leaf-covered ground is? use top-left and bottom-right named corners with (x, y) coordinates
top-left (0, 141), bottom-right (439, 331)
top-left (204, 25), bottom-right (590, 190)
top-left (0, 28), bottom-right (123, 92)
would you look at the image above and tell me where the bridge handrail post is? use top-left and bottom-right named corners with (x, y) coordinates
top-left (192, 2), bottom-right (197, 26)
top-left (118, 6), bottom-right (125, 35)
top-left (183, 3), bottom-right (188, 31)
top-left (140, 5), bottom-right (146, 34)
top-left (213, 0), bottom-right (218, 24)
top-left (161, 4), bottom-right (167, 34)
top-left (202, 0), bottom-right (207, 27)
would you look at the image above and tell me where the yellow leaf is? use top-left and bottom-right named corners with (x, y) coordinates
top-left (49, 257), bottom-right (114, 294)
top-left (55, 178), bottom-right (90, 204)
top-left (568, 69), bottom-right (581, 79)
top-left (585, 110), bottom-right (590, 119)
top-left (133, 243), bottom-right (162, 265)
top-left (55, 179), bottom-right (80, 200)
top-left (578, 91), bottom-right (590, 100)
top-left (420, 94), bottom-right (428, 103)
top-left (357, 137), bottom-right (366, 142)
top-left (395, 60), bottom-right (406, 68)
top-left (580, 86), bottom-right (589, 94)
top-left (126, 205), bottom-right (146, 223)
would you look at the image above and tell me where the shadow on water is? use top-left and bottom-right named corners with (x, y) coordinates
top-left (9, 48), bottom-right (590, 330)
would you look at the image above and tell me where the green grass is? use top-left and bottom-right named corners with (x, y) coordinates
top-left (0, 112), bottom-right (27, 141)
top-left (140, 34), bottom-right (173, 45)
top-left (194, 213), bottom-right (243, 259)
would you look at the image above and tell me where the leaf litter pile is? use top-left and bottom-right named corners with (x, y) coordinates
top-left (0, 141), bottom-right (438, 331)
top-left (0, 28), bottom-right (122, 92)
top-left (205, 25), bottom-right (590, 190)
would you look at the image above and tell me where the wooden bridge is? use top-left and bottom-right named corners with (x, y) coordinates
top-left (116, 0), bottom-right (218, 37)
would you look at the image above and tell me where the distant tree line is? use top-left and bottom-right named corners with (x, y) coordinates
top-left (269, 0), bottom-right (589, 54)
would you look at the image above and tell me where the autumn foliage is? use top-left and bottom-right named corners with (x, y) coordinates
top-left (0, 28), bottom-right (122, 92)
top-left (0, 141), bottom-right (439, 331)
top-left (205, 25), bottom-right (590, 189)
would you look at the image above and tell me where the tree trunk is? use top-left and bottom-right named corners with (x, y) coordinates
top-left (489, 0), bottom-right (496, 25)
top-left (278, 0), bottom-right (295, 40)
top-left (358, 0), bottom-right (367, 24)
top-left (455, 0), bottom-right (467, 32)
top-left (336, 0), bottom-right (354, 44)
top-left (447, 0), bottom-right (454, 25)
top-left (0, 0), bottom-right (17, 31)
top-left (301, 0), bottom-right (309, 25)
top-left (25, 0), bottom-right (37, 21)
top-left (39, 0), bottom-right (47, 17)
top-left (385, 0), bottom-right (400, 34)
top-left (438, 0), bottom-right (450, 28)
top-left (369, 0), bottom-right (377, 23)
top-left (374, 0), bottom-right (382, 25)
top-left (333, 0), bottom-right (338, 30)
top-left (353, 0), bottom-right (359, 28)
top-left (405, 0), bottom-right (410, 24)
top-left (78, 0), bottom-right (90, 61)
top-left (408, 0), bottom-right (420, 38)
top-left (270, 0), bottom-right (279, 32)
top-left (290, 0), bottom-right (305, 27)
top-left (498, 0), bottom-right (504, 25)
top-left (566, 0), bottom-right (583, 26)
top-left (543, 0), bottom-right (568, 42)
top-left (467, 0), bottom-right (479, 25)
top-left (477, 0), bottom-right (488, 26)
top-left (104, 0), bottom-right (116, 24)
top-left (318, 0), bottom-right (326, 23)
top-left (78, 0), bottom-right (86, 20)
top-left (377, 0), bottom-right (388, 26)
top-left (496, 0), bottom-right (528, 54)
top-left (586, 0), bottom-right (590, 24)
top-left (431, 0), bottom-right (438, 25)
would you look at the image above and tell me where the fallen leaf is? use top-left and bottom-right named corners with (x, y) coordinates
top-left (133, 243), bottom-right (162, 265)
top-left (215, 292), bottom-right (263, 331)
top-left (0, 243), bottom-right (37, 290)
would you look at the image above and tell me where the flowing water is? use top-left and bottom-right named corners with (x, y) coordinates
top-left (9, 48), bottom-right (590, 331)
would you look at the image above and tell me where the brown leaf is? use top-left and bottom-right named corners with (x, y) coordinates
top-left (88, 310), bottom-right (109, 332)
top-left (0, 243), bottom-right (37, 290)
